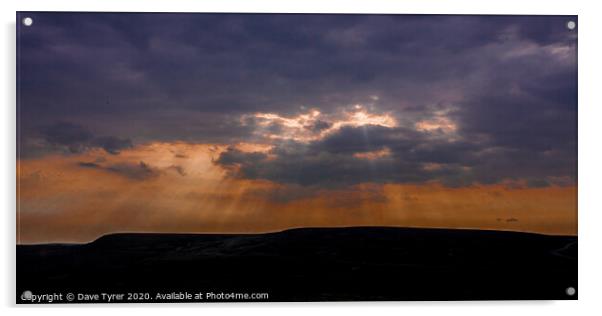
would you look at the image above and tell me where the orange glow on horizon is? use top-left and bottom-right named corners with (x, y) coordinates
top-left (17, 141), bottom-right (577, 244)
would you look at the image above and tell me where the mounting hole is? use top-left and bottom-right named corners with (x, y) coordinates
top-left (566, 286), bottom-right (576, 296)
top-left (566, 21), bottom-right (576, 30)
top-left (22, 17), bottom-right (33, 27)
top-left (21, 290), bottom-right (33, 300)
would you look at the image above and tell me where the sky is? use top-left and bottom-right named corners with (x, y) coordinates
top-left (17, 13), bottom-right (577, 243)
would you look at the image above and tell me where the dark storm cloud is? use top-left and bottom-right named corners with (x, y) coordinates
top-left (42, 122), bottom-right (94, 153)
top-left (305, 120), bottom-right (332, 132)
top-left (217, 148), bottom-right (268, 168)
top-left (215, 125), bottom-right (478, 187)
top-left (40, 122), bottom-right (133, 155)
top-left (18, 13), bottom-right (577, 187)
top-left (18, 14), bottom-right (573, 128)
top-left (215, 121), bottom-right (575, 187)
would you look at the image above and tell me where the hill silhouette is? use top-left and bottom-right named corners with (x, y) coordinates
top-left (17, 227), bottom-right (577, 302)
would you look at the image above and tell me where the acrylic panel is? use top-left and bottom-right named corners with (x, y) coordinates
top-left (16, 12), bottom-right (577, 303)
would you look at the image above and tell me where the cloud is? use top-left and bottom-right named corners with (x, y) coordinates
top-left (19, 14), bottom-right (576, 188)
top-left (42, 122), bottom-right (94, 153)
top-left (167, 165), bottom-right (187, 176)
top-left (91, 136), bottom-right (133, 155)
top-left (39, 122), bottom-right (133, 155)
top-left (305, 120), bottom-right (332, 132)
top-left (77, 161), bottom-right (101, 168)
top-left (215, 120), bottom-right (575, 187)
top-left (18, 14), bottom-right (575, 145)
top-left (18, 141), bottom-right (577, 242)
top-left (77, 160), bottom-right (159, 180)
top-left (14, 13), bottom-right (578, 242)
top-left (106, 161), bottom-right (158, 180)
top-left (215, 129), bottom-right (457, 186)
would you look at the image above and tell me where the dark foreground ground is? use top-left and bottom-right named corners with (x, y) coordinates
top-left (17, 227), bottom-right (577, 303)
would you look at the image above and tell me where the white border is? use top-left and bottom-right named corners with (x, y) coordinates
top-left (2, 1), bottom-right (601, 315)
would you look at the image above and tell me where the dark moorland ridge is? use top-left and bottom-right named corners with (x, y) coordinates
top-left (17, 227), bottom-right (577, 302)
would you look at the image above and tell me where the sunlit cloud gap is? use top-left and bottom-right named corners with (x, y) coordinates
top-left (247, 105), bottom-right (397, 142)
